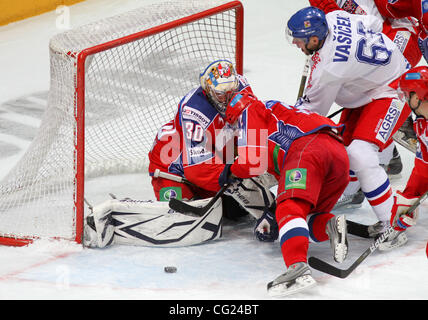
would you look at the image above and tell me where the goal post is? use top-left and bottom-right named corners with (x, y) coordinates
top-left (0, 0), bottom-right (244, 246)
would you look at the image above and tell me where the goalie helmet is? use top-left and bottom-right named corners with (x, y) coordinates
top-left (398, 66), bottom-right (428, 102)
top-left (200, 60), bottom-right (239, 117)
top-left (286, 6), bottom-right (328, 44)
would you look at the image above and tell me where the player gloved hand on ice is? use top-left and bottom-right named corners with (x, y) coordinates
top-left (390, 191), bottom-right (419, 231)
top-left (254, 209), bottom-right (278, 242)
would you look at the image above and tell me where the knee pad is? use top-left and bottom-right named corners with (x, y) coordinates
top-left (346, 140), bottom-right (380, 173)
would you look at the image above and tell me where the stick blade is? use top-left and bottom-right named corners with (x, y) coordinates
top-left (346, 220), bottom-right (371, 238)
top-left (308, 257), bottom-right (350, 279)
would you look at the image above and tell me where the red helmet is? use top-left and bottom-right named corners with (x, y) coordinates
top-left (398, 66), bottom-right (428, 101)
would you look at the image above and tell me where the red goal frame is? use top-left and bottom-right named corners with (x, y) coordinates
top-left (0, 1), bottom-right (244, 247)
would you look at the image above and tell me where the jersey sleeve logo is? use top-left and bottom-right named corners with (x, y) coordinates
top-left (285, 168), bottom-right (307, 190)
top-left (268, 121), bottom-right (305, 152)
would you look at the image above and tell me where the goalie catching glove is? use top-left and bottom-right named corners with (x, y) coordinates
top-left (390, 191), bottom-right (420, 231)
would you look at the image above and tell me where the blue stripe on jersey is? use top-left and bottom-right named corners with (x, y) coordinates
top-left (178, 87), bottom-right (218, 127)
top-left (364, 179), bottom-right (390, 199)
top-left (279, 227), bottom-right (309, 246)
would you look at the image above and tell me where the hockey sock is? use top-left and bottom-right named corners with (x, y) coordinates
top-left (348, 140), bottom-right (393, 222)
top-left (276, 198), bottom-right (312, 267)
top-left (361, 175), bottom-right (393, 222)
top-left (343, 170), bottom-right (360, 196)
top-left (307, 212), bottom-right (335, 242)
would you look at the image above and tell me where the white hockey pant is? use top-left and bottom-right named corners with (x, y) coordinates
top-left (346, 139), bottom-right (393, 222)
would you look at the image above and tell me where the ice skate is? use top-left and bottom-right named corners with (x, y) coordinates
top-left (393, 116), bottom-right (417, 153)
top-left (333, 189), bottom-right (365, 211)
top-left (367, 220), bottom-right (408, 251)
top-left (267, 262), bottom-right (316, 297)
top-left (326, 215), bottom-right (348, 263)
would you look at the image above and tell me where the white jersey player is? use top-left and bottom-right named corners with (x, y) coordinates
top-left (311, 0), bottom-right (422, 209)
top-left (287, 6), bottom-right (411, 248)
top-left (293, 11), bottom-right (408, 115)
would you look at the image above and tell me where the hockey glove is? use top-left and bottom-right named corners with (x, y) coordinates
top-left (225, 92), bottom-right (258, 125)
top-left (390, 191), bottom-right (419, 231)
top-left (254, 209), bottom-right (279, 242)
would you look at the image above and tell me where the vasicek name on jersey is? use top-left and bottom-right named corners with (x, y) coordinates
top-left (333, 15), bottom-right (352, 62)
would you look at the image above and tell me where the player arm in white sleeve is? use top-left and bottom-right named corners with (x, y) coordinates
top-left (296, 68), bottom-right (343, 116)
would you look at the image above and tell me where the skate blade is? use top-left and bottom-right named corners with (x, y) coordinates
top-left (332, 203), bottom-right (362, 212)
top-left (267, 275), bottom-right (316, 298)
top-left (378, 232), bottom-right (408, 251)
top-left (334, 243), bottom-right (348, 263)
top-left (333, 216), bottom-right (348, 263)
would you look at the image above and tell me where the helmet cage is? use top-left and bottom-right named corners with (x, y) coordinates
top-left (200, 60), bottom-right (239, 116)
top-left (205, 86), bottom-right (237, 115)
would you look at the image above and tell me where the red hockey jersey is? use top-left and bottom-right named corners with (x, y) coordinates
top-left (148, 75), bottom-right (252, 192)
top-left (403, 117), bottom-right (428, 197)
top-left (229, 99), bottom-right (344, 180)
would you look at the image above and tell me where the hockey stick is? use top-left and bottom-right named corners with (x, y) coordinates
top-left (346, 220), bottom-right (371, 238)
top-left (296, 56), bottom-right (344, 119)
top-left (155, 169), bottom-right (223, 216)
top-left (153, 169), bottom-right (197, 187)
top-left (327, 107), bottom-right (344, 119)
top-left (308, 191), bottom-right (428, 278)
top-left (297, 56), bottom-right (310, 99)
top-left (168, 183), bottom-right (229, 216)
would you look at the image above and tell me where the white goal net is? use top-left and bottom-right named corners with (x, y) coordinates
top-left (0, 0), bottom-right (243, 246)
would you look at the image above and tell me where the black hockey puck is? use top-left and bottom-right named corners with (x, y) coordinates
top-left (164, 266), bottom-right (177, 273)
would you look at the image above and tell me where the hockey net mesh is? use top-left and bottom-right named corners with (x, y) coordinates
top-left (0, 0), bottom-right (241, 243)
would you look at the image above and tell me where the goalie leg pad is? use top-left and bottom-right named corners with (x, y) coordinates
top-left (85, 197), bottom-right (223, 248)
top-left (84, 199), bottom-right (116, 248)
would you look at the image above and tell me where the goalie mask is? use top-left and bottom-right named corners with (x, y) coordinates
top-left (200, 60), bottom-right (239, 117)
